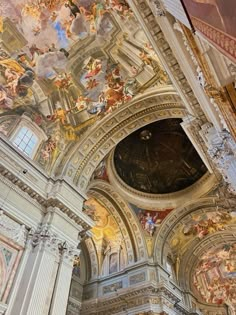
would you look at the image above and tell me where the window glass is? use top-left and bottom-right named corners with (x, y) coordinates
top-left (13, 127), bottom-right (38, 157)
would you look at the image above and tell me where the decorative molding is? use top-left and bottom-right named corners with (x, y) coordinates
top-left (62, 88), bottom-right (184, 191)
top-left (192, 17), bottom-right (236, 64)
top-left (173, 22), bottom-right (229, 133)
top-left (80, 283), bottom-right (195, 315)
top-left (28, 223), bottom-right (80, 260)
top-left (107, 148), bottom-right (217, 209)
top-left (0, 163), bottom-right (91, 231)
top-left (200, 123), bottom-right (236, 194)
top-left (127, 0), bottom-right (206, 120)
top-left (88, 181), bottom-right (147, 262)
top-left (0, 211), bottom-right (26, 247)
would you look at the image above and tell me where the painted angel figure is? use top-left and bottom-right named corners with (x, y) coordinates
top-left (86, 78), bottom-right (99, 89)
top-left (145, 212), bottom-right (155, 236)
top-left (73, 95), bottom-right (90, 112)
top-left (85, 59), bottom-right (102, 79)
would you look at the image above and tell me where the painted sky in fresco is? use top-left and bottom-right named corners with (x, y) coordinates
top-left (0, 0), bottom-right (168, 174)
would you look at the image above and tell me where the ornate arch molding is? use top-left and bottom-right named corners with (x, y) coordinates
top-left (87, 180), bottom-right (148, 263)
top-left (154, 196), bottom-right (227, 264)
top-left (107, 149), bottom-right (217, 209)
top-left (60, 87), bottom-right (185, 191)
top-left (178, 232), bottom-right (236, 294)
top-left (80, 241), bottom-right (92, 281)
top-left (84, 237), bottom-right (100, 281)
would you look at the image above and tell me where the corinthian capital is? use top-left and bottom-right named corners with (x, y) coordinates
top-left (28, 223), bottom-right (58, 251)
top-left (200, 123), bottom-right (236, 194)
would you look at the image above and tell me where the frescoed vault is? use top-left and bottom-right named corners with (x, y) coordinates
top-left (193, 242), bottom-right (236, 308)
top-left (0, 0), bottom-right (169, 176)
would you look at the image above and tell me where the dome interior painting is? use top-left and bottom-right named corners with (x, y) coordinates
top-left (114, 118), bottom-right (207, 194)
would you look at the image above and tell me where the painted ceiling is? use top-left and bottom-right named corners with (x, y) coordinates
top-left (193, 242), bottom-right (236, 308)
top-left (114, 118), bottom-right (207, 194)
top-left (0, 0), bottom-right (169, 173)
top-left (169, 209), bottom-right (236, 257)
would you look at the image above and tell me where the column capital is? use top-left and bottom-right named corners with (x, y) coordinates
top-left (200, 123), bottom-right (236, 194)
top-left (58, 241), bottom-right (80, 265)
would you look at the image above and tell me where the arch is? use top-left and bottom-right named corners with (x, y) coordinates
top-left (87, 180), bottom-right (148, 263)
top-left (153, 196), bottom-right (227, 265)
top-left (179, 232), bottom-right (236, 293)
top-left (60, 86), bottom-right (185, 191)
top-left (153, 195), bottom-right (236, 308)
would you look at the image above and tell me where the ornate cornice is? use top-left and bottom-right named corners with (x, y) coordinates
top-left (80, 282), bottom-right (201, 315)
top-left (0, 139), bottom-right (93, 230)
top-left (127, 0), bottom-right (207, 121)
top-left (175, 23), bottom-right (236, 139)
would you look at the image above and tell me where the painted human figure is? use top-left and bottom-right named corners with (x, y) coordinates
top-left (139, 50), bottom-right (152, 66)
top-left (65, 0), bottom-right (81, 18)
top-left (145, 212), bottom-right (155, 235)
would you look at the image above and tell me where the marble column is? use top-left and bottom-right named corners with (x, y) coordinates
top-left (50, 246), bottom-right (80, 315)
top-left (9, 224), bottom-right (60, 315)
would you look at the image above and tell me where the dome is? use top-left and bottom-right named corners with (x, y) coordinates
top-left (114, 118), bottom-right (207, 194)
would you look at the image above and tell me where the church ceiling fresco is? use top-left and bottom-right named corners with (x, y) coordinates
top-left (114, 118), bottom-right (207, 194)
top-left (84, 197), bottom-right (120, 244)
top-left (169, 209), bottom-right (236, 256)
top-left (193, 242), bottom-right (236, 309)
top-left (129, 203), bottom-right (173, 236)
top-left (90, 159), bottom-right (109, 183)
top-left (83, 197), bottom-right (127, 276)
top-left (0, 0), bottom-right (169, 172)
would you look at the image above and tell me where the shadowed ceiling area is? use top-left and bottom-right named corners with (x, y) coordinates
top-left (114, 118), bottom-right (207, 194)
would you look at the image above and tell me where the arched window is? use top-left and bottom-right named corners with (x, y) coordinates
top-left (12, 127), bottom-right (38, 157)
